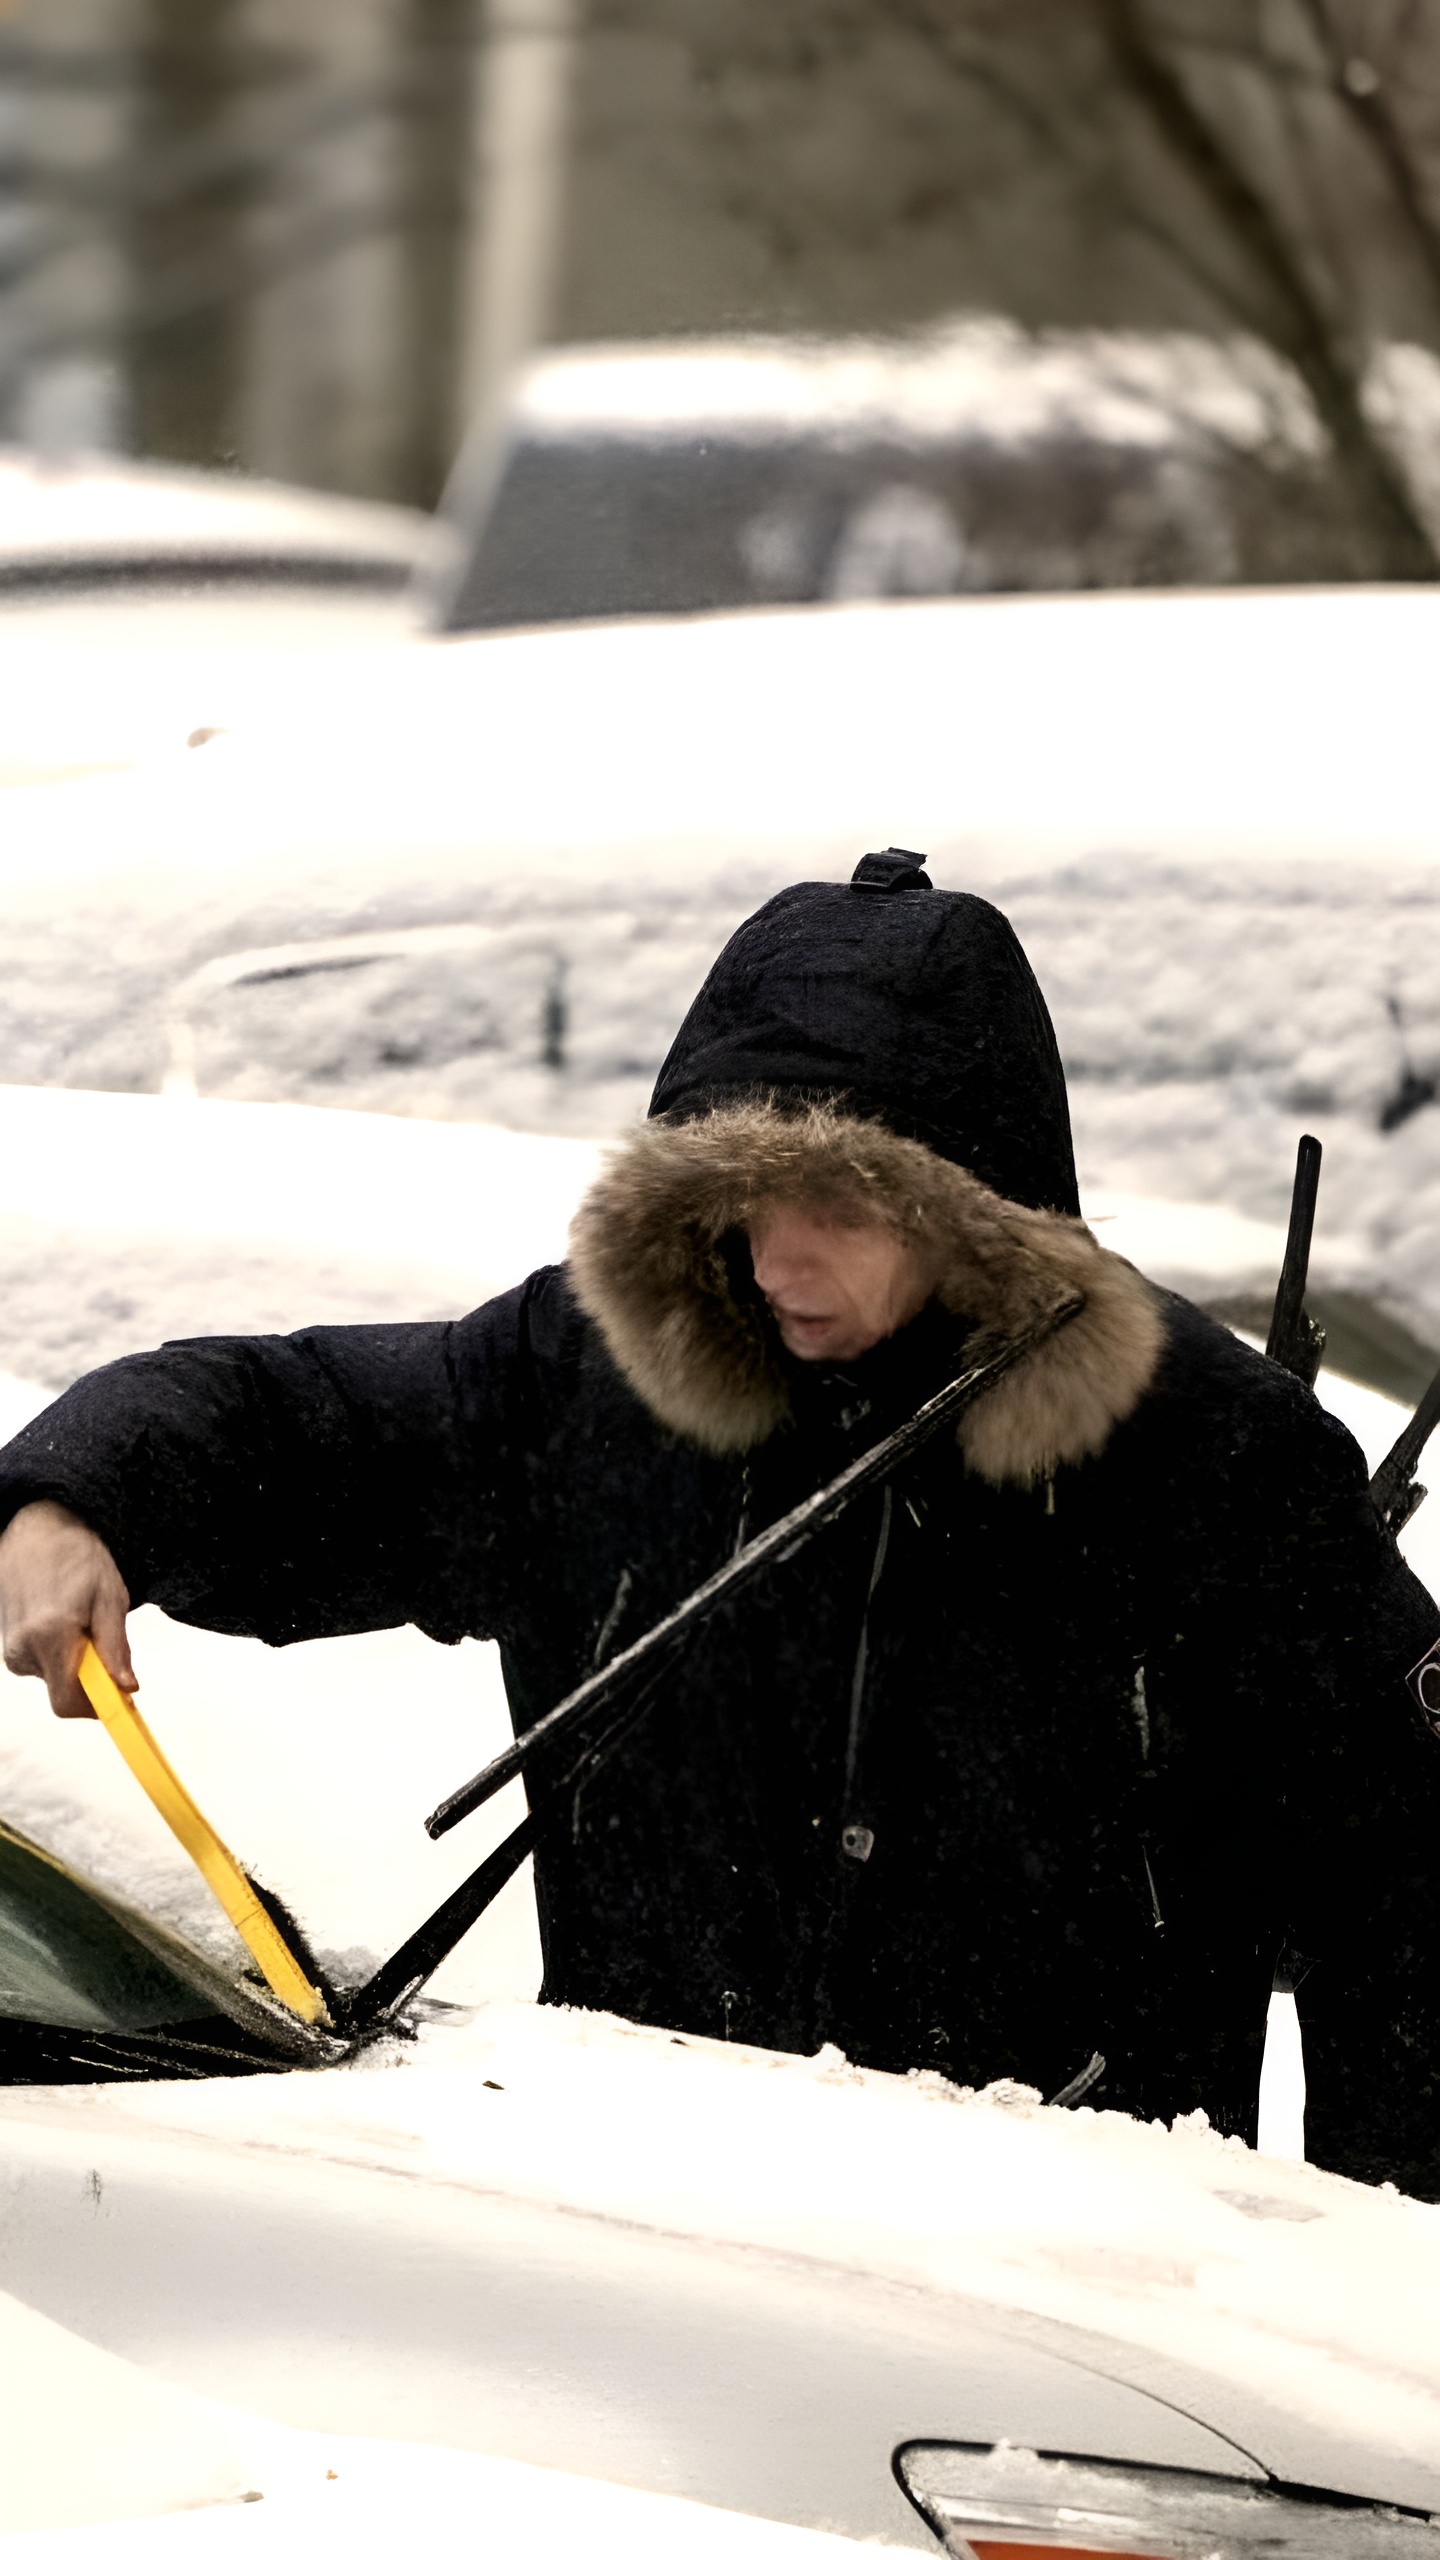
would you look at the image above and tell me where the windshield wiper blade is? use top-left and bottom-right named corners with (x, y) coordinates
top-left (1265, 1133), bottom-right (1326, 1387)
top-left (342, 1301), bottom-right (1082, 2035)
top-left (425, 1301), bottom-right (1080, 1843)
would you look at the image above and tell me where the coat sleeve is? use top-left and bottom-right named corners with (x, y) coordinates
top-left (1257, 1413), bottom-right (1440, 2188)
top-left (1142, 1321), bottom-right (1440, 2188)
top-left (0, 1281), bottom-right (545, 1648)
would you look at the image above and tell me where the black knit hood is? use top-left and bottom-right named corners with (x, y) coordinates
top-left (649, 851), bottom-right (1081, 1218)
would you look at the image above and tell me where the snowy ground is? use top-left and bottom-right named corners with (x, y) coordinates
top-left (0, 1086), bottom-right (1432, 2015)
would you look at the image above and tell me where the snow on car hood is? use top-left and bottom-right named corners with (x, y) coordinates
top-left (0, 2276), bottom-right (874, 2556)
top-left (4, 1999), bottom-right (1440, 2514)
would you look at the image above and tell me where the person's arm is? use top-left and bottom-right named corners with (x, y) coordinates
top-left (1177, 1367), bottom-right (1440, 1944)
top-left (0, 1284), bottom-right (538, 1719)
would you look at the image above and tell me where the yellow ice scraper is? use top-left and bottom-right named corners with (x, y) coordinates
top-left (77, 1642), bottom-right (331, 2029)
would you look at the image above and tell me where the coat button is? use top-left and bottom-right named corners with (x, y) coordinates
top-left (841, 1823), bottom-right (874, 1862)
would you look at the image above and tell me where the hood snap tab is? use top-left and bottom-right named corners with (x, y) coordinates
top-left (850, 846), bottom-right (932, 894)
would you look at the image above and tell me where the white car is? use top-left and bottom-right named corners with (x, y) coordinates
top-left (5, 1993), bottom-right (1440, 2553)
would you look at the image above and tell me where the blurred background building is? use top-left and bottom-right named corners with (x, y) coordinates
top-left (8, 0), bottom-right (1440, 588)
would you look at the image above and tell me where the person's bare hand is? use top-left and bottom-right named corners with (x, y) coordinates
top-left (0, 1500), bottom-right (134, 1719)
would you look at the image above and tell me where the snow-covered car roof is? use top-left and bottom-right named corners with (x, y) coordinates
top-left (6, 580), bottom-right (1439, 878)
top-left (497, 326), bottom-right (1305, 448)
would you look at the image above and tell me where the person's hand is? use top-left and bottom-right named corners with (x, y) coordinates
top-left (0, 1500), bottom-right (135, 1719)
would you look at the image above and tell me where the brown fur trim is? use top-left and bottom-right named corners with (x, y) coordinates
top-left (567, 1100), bottom-right (1163, 1487)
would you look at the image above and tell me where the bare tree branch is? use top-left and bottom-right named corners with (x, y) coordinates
top-left (1302, 0), bottom-right (1440, 316)
top-left (1100, 0), bottom-right (1439, 572)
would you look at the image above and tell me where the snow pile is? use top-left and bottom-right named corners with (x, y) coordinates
top-left (8, 586), bottom-right (1440, 882)
top-left (1008, 857), bottom-right (1440, 1349)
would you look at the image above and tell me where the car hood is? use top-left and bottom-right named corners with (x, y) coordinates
top-left (3, 1999), bottom-right (1440, 2522)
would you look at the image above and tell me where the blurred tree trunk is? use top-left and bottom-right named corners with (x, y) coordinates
top-left (131, 0), bottom-right (249, 468)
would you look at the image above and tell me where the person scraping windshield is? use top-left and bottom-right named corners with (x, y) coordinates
top-left (2, 848), bottom-right (1438, 2188)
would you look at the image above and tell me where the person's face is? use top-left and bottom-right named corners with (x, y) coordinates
top-left (747, 1203), bottom-right (935, 1363)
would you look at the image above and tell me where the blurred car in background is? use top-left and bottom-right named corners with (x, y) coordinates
top-left (0, 445), bottom-right (449, 600)
top-left (0, 443), bottom-right (451, 792)
top-left (439, 326), bottom-right (1359, 628)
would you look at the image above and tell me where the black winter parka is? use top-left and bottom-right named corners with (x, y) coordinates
top-left (2, 864), bottom-right (1437, 2190)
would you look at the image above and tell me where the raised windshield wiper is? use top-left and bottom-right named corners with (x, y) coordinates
top-left (346, 1300), bottom-right (1081, 2035)
top-left (1265, 1132), bottom-right (1326, 1387)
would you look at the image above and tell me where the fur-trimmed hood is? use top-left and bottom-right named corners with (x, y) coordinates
top-left (569, 1100), bottom-right (1163, 1489)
